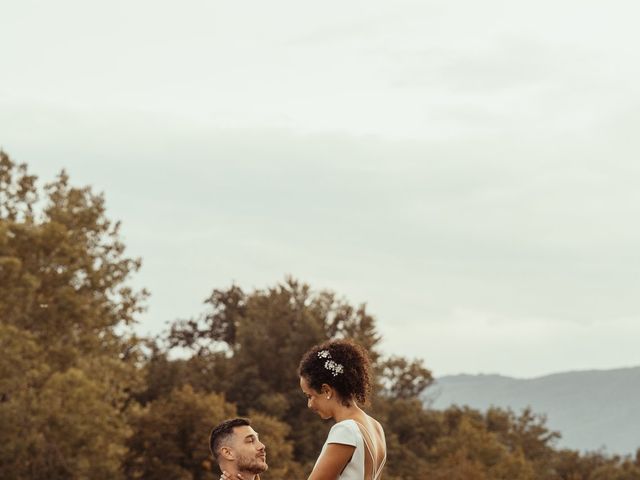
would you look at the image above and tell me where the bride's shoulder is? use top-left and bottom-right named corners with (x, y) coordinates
top-left (330, 419), bottom-right (360, 435)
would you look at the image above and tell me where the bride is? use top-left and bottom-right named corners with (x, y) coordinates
top-left (221, 339), bottom-right (386, 480)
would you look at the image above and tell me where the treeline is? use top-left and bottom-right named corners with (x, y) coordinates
top-left (1, 152), bottom-right (639, 479)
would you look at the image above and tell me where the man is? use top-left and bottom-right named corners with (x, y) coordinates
top-left (209, 418), bottom-right (268, 480)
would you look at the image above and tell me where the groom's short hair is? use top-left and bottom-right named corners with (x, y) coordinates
top-left (209, 418), bottom-right (252, 461)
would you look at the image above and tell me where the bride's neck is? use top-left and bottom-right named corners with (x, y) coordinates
top-left (333, 401), bottom-right (364, 423)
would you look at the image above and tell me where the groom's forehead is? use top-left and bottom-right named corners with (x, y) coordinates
top-left (232, 425), bottom-right (258, 441)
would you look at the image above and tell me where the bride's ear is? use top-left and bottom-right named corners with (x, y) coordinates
top-left (321, 384), bottom-right (332, 399)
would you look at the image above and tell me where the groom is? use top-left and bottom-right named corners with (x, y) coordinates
top-left (209, 418), bottom-right (268, 479)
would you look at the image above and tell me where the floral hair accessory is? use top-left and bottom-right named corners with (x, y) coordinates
top-left (324, 359), bottom-right (344, 376)
top-left (317, 350), bottom-right (344, 376)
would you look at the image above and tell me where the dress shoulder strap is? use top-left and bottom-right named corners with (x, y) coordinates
top-left (352, 420), bottom-right (386, 480)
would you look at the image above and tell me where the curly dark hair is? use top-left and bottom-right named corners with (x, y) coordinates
top-left (298, 339), bottom-right (372, 406)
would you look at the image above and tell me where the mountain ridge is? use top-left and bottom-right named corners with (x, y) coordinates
top-left (423, 365), bottom-right (640, 455)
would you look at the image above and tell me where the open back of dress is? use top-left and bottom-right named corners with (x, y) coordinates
top-left (318, 419), bottom-right (387, 480)
top-left (353, 420), bottom-right (386, 480)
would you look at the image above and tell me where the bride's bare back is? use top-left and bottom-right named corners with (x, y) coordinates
top-left (353, 414), bottom-right (386, 480)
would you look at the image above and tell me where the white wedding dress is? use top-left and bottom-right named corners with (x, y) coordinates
top-left (314, 419), bottom-right (386, 480)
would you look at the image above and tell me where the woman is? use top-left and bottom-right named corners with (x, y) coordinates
top-left (221, 339), bottom-right (386, 480)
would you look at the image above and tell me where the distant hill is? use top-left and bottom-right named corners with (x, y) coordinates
top-left (423, 366), bottom-right (640, 455)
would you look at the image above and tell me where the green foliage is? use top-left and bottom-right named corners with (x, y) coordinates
top-left (1, 154), bottom-right (145, 362)
top-left (0, 152), bottom-right (145, 479)
top-left (125, 385), bottom-right (235, 480)
top-left (378, 355), bottom-right (433, 400)
top-left (0, 328), bottom-right (133, 479)
top-left (125, 386), bottom-right (298, 480)
top-left (249, 412), bottom-right (302, 479)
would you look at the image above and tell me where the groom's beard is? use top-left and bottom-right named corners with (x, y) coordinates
top-left (237, 452), bottom-right (268, 475)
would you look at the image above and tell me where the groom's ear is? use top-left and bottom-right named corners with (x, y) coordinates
top-left (220, 446), bottom-right (234, 460)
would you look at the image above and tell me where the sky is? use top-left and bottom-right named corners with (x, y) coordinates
top-left (2, 0), bottom-right (640, 378)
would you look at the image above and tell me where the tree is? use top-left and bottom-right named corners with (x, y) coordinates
top-left (373, 397), bottom-right (439, 479)
top-left (0, 152), bottom-right (146, 479)
top-left (125, 385), bottom-right (235, 480)
top-left (378, 355), bottom-right (433, 400)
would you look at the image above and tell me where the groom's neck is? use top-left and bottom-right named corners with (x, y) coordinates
top-left (223, 464), bottom-right (258, 480)
top-left (238, 470), bottom-right (258, 480)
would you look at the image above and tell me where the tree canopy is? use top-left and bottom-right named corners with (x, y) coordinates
top-left (1, 152), bottom-right (145, 479)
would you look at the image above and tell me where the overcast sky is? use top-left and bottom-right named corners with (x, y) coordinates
top-left (2, 0), bottom-right (640, 378)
